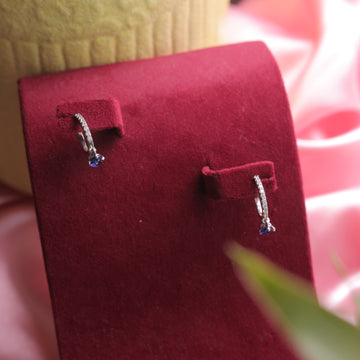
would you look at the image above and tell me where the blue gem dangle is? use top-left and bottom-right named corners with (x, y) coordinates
top-left (254, 175), bottom-right (276, 236)
top-left (74, 113), bottom-right (105, 168)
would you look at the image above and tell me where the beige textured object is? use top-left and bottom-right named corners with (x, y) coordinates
top-left (0, 0), bottom-right (229, 194)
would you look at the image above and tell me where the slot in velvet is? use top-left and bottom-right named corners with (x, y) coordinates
top-left (57, 98), bottom-right (124, 136)
top-left (202, 161), bottom-right (277, 200)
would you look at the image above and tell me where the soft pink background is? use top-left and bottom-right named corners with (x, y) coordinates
top-left (1, 0), bottom-right (360, 358)
top-left (223, 0), bottom-right (360, 323)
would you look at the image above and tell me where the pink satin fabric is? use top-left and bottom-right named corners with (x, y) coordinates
top-left (1, 0), bottom-right (360, 357)
top-left (0, 185), bottom-right (59, 359)
top-left (223, 0), bottom-right (360, 323)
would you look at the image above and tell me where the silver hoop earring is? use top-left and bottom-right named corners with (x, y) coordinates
top-left (253, 175), bottom-right (276, 235)
top-left (74, 113), bottom-right (105, 167)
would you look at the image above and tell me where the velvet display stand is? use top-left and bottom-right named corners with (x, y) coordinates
top-left (19, 42), bottom-right (312, 360)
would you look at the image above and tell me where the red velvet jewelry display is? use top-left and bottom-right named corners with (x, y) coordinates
top-left (19, 42), bottom-right (312, 360)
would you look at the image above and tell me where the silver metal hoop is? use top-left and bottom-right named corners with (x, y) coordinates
top-left (74, 113), bottom-right (105, 167)
top-left (253, 175), bottom-right (276, 235)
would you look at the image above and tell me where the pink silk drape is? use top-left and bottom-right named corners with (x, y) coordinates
top-left (223, 0), bottom-right (360, 323)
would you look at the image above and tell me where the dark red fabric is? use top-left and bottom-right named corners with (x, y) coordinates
top-left (57, 98), bottom-right (124, 136)
top-left (19, 42), bottom-right (312, 360)
top-left (202, 161), bottom-right (277, 200)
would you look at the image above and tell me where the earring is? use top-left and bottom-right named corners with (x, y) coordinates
top-left (253, 175), bottom-right (276, 235)
top-left (74, 113), bottom-right (105, 167)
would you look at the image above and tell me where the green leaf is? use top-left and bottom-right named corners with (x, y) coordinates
top-left (226, 243), bottom-right (360, 360)
top-left (330, 251), bottom-right (360, 328)
top-left (354, 293), bottom-right (360, 328)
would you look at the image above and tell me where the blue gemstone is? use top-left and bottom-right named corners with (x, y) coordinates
top-left (89, 154), bottom-right (104, 167)
top-left (260, 224), bottom-right (275, 235)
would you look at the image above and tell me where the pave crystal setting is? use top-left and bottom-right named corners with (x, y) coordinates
top-left (74, 113), bottom-right (105, 168)
top-left (254, 175), bottom-right (276, 236)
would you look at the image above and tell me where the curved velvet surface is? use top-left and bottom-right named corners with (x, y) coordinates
top-left (18, 42), bottom-right (310, 359)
